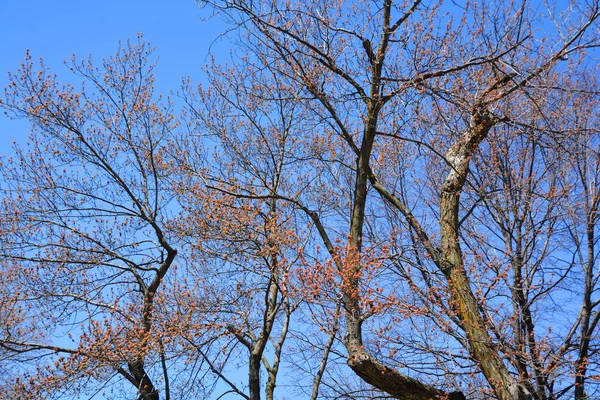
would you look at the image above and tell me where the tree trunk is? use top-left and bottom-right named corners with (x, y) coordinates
top-left (128, 359), bottom-right (159, 400)
top-left (342, 102), bottom-right (465, 399)
top-left (439, 112), bottom-right (530, 400)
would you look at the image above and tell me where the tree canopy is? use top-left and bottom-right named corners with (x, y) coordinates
top-left (1, 1), bottom-right (600, 399)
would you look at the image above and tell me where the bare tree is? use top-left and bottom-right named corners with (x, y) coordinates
top-left (193, 0), bottom-right (600, 398)
top-left (0, 38), bottom-right (179, 400)
top-left (2, 1), bottom-right (600, 399)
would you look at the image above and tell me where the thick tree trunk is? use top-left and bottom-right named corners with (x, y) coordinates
top-left (128, 359), bottom-right (159, 400)
top-left (249, 353), bottom-right (262, 400)
top-left (345, 312), bottom-right (463, 399)
top-left (440, 193), bottom-right (528, 400)
top-left (342, 102), bottom-right (466, 399)
top-left (439, 111), bottom-right (530, 400)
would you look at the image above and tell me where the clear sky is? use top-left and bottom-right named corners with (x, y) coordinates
top-left (0, 0), bottom-right (226, 156)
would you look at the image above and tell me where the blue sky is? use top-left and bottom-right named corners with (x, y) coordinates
top-left (0, 0), bottom-right (225, 155)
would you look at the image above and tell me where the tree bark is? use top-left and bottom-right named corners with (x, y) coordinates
top-left (128, 359), bottom-right (159, 400)
top-left (439, 111), bottom-right (530, 400)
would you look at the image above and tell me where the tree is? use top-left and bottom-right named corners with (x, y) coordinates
top-left (0, 37), bottom-right (315, 400)
top-left (1, 1), bottom-right (600, 400)
top-left (0, 38), bottom-right (180, 400)
top-left (189, 0), bottom-right (600, 398)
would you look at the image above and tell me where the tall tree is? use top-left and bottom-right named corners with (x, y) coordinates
top-left (1, 1), bottom-right (600, 399)
top-left (0, 38), bottom-right (179, 400)
top-left (192, 0), bottom-right (600, 399)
